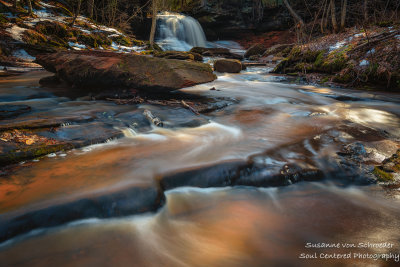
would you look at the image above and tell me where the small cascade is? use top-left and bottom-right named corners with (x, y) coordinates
top-left (156, 12), bottom-right (207, 51)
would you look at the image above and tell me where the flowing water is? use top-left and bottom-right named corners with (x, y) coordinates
top-left (1, 67), bottom-right (400, 266)
top-left (156, 12), bottom-right (207, 51)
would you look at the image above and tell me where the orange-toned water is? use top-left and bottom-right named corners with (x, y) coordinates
top-left (1, 69), bottom-right (400, 266)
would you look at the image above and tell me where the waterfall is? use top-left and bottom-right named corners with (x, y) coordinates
top-left (156, 12), bottom-right (207, 51)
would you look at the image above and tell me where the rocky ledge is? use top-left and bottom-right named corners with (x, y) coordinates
top-left (35, 51), bottom-right (217, 94)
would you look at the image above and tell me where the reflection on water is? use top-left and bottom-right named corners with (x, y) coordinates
top-left (1, 68), bottom-right (400, 266)
top-left (1, 184), bottom-right (400, 267)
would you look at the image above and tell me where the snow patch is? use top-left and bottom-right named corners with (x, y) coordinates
top-left (329, 40), bottom-right (346, 52)
top-left (5, 25), bottom-right (27, 42)
top-left (68, 42), bottom-right (87, 50)
top-left (359, 60), bottom-right (369, 66)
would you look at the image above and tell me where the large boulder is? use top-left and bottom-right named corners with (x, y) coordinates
top-left (35, 51), bottom-right (216, 92)
top-left (244, 43), bottom-right (267, 58)
top-left (214, 59), bottom-right (243, 73)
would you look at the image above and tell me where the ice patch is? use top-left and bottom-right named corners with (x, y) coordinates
top-left (12, 49), bottom-right (36, 62)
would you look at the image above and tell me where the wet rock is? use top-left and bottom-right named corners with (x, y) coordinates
top-left (35, 51), bottom-right (217, 93)
top-left (140, 105), bottom-right (209, 128)
top-left (160, 160), bottom-right (249, 190)
top-left (373, 150), bottom-right (400, 182)
top-left (190, 47), bottom-right (243, 59)
top-left (244, 44), bottom-right (267, 58)
top-left (0, 104), bottom-right (31, 120)
top-left (41, 122), bottom-right (124, 146)
top-left (0, 185), bottom-right (165, 243)
top-left (0, 114), bottom-right (94, 131)
top-left (154, 51), bottom-right (203, 61)
top-left (214, 59), bottom-right (243, 73)
top-left (160, 160), bottom-right (325, 191)
top-left (235, 163), bottom-right (324, 187)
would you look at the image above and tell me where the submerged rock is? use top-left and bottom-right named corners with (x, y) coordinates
top-left (214, 59), bottom-right (243, 73)
top-left (35, 51), bottom-right (217, 93)
top-left (0, 104), bottom-right (31, 120)
top-left (0, 185), bottom-right (164, 243)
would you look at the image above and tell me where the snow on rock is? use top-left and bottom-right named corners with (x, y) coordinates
top-left (6, 25), bottom-right (27, 42)
top-left (12, 49), bottom-right (36, 62)
top-left (68, 42), bottom-right (87, 50)
top-left (329, 40), bottom-right (346, 52)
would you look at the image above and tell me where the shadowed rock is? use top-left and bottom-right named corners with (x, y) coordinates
top-left (0, 185), bottom-right (165, 243)
top-left (35, 51), bottom-right (217, 93)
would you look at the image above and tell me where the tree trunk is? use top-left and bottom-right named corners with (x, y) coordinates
top-left (149, 0), bottom-right (158, 49)
top-left (13, 0), bottom-right (17, 9)
top-left (27, 0), bottom-right (33, 15)
top-left (71, 0), bottom-right (82, 26)
top-left (282, 0), bottom-right (305, 27)
top-left (320, 0), bottom-right (328, 33)
top-left (363, 0), bottom-right (368, 22)
top-left (330, 0), bottom-right (338, 33)
top-left (87, 0), bottom-right (94, 18)
top-left (340, 0), bottom-right (347, 30)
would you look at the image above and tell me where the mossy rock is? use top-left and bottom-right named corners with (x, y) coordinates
top-left (373, 166), bottom-right (394, 182)
top-left (77, 32), bottom-right (111, 48)
top-left (35, 21), bottom-right (69, 38)
top-left (314, 48), bottom-right (349, 74)
top-left (373, 149), bottom-right (400, 182)
top-left (22, 29), bottom-right (48, 46)
top-left (0, 13), bottom-right (9, 25)
top-left (110, 35), bottom-right (132, 46)
top-left (294, 62), bottom-right (313, 72)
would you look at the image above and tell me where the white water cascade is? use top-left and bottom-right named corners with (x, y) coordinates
top-left (156, 12), bottom-right (207, 51)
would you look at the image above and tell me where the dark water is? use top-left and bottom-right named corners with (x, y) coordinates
top-left (0, 69), bottom-right (400, 266)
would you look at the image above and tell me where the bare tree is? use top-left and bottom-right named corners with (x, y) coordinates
top-left (363, 0), bottom-right (368, 22)
top-left (330, 0), bottom-right (339, 33)
top-left (149, 0), bottom-right (157, 49)
top-left (71, 0), bottom-right (82, 26)
top-left (26, 0), bottom-right (33, 15)
top-left (87, 0), bottom-right (94, 18)
top-left (340, 0), bottom-right (347, 30)
top-left (282, 0), bottom-right (305, 27)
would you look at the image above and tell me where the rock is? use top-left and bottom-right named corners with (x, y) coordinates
top-left (154, 51), bottom-right (203, 61)
top-left (35, 51), bottom-right (217, 93)
top-left (262, 44), bottom-right (294, 57)
top-left (160, 160), bottom-right (324, 191)
top-left (244, 43), bottom-right (267, 58)
top-left (190, 47), bottom-right (243, 59)
top-left (0, 184), bottom-right (164, 243)
top-left (214, 59), bottom-right (243, 73)
top-left (0, 104), bottom-right (31, 120)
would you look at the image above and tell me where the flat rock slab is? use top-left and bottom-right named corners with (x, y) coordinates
top-left (35, 51), bottom-right (217, 93)
top-left (0, 184), bottom-right (164, 243)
